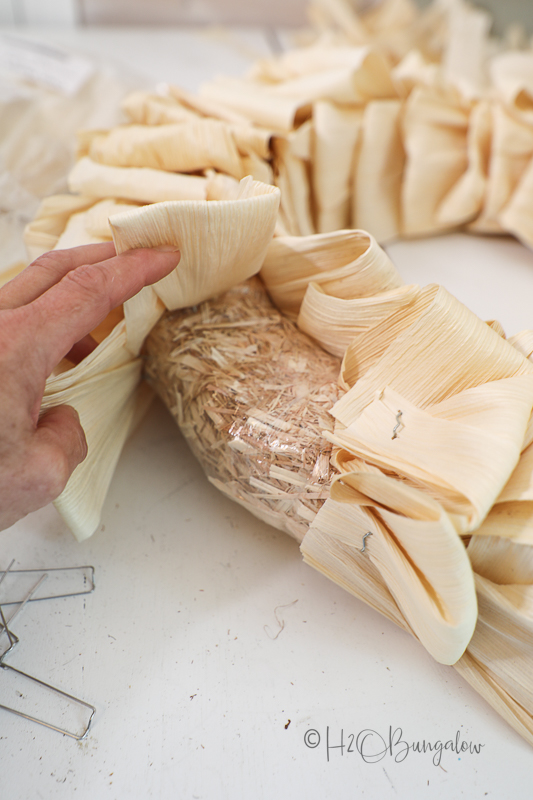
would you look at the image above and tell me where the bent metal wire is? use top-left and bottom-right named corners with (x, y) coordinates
top-left (0, 561), bottom-right (96, 740)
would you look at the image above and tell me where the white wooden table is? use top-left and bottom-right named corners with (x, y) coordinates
top-left (1, 25), bottom-right (533, 800)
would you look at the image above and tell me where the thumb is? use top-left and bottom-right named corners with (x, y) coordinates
top-left (35, 405), bottom-right (88, 497)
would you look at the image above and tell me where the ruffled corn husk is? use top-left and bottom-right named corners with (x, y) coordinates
top-left (352, 99), bottom-right (404, 242)
top-left (37, 177), bottom-right (280, 540)
top-left (109, 177), bottom-right (280, 354)
top-left (68, 156), bottom-right (208, 204)
top-left (42, 322), bottom-right (146, 541)
top-left (272, 124), bottom-right (314, 237)
top-left (312, 101), bottom-right (363, 233)
top-left (297, 281), bottom-right (419, 357)
top-left (260, 229), bottom-right (403, 318)
top-left (122, 91), bottom-right (201, 126)
top-left (88, 122), bottom-right (245, 180)
top-left (306, 473), bottom-right (477, 664)
top-left (401, 87), bottom-right (471, 236)
top-left (20, 0), bottom-right (533, 750)
top-left (24, 195), bottom-right (99, 260)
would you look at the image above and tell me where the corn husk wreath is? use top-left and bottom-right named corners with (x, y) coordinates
top-left (10, 0), bottom-right (533, 748)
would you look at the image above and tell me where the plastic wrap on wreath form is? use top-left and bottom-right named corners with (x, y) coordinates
top-left (144, 276), bottom-right (342, 543)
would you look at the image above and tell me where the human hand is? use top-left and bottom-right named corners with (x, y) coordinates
top-left (0, 241), bottom-right (180, 531)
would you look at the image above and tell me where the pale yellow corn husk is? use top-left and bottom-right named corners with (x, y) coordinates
top-left (496, 441), bottom-right (533, 503)
top-left (328, 380), bottom-right (533, 531)
top-left (314, 470), bottom-right (477, 664)
top-left (352, 98), bottom-right (404, 242)
top-left (76, 128), bottom-right (110, 159)
top-left (249, 43), bottom-right (378, 83)
top-left (204, 171), bottom-right (241, 200)
top-left (362, 0), bottom-right (419, 62)
top-left (23, 194), bottom-right (98, 260)
top-left (122, 91), bottom-right (201, 126)
top-left (40, 177), bottom-right (280, 540)
top-left (308, 0), bottom-right (369, 44)
top-left (241, 152), bottom-right (273, 185)
top-left (489, 52), bottom-right (533, 122)
top-left (312, 101), bottom-right (363, 233)
top-left (301, 504), bottom-right (411, 631)
top-left (467, 534), bottom-right (533, 584)
top-left (471, 104), bottom-right (533, 235)
top-left (260, 229), bottom-right (403, 318)
top-left (53, 210), bottom-right (109, 251)
top-left (68, 156), bottom-right (207, 204)
top-left (442, 0), bottom-right (491, 99)
top-left (472, 502), bottom-right (533, 544)
top-left (401, 87), bottom-right (471, 236)
top-left (168, 83), bottom-right (251, 126)
top-left (84, 199), bottom-right (141, 239)
top-left (466, 578), bottom-right (533, 717)
top-left (42, 321), bottom-right (145, 541)
top-left (391, 50), bottom-right (440, 96)
top-left (297, 281), bottom-right (420, 357)
top-left (509, 329), bottom-right (533, 360)
top-left (499, 154), bottom-right (533, 249)
top-left (109, 177), bottom-right (281, 354)
top-left (437, 98), bottom-right (491, 227)
top-left (272, 125), bottom-right (314, 237)
top-left (337, 285), bottom-right (532, 401)
top-left (200, 47), bottom-right (395, 133)
top-left (89, 122), bottom-right (244, 180)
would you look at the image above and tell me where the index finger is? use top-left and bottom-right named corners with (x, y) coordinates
top-left (0, 242), bottom-right (117, 310)
top-left (26, 246), bottom-right (180, 375)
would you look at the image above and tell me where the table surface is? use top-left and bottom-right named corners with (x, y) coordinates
top-left (2, 24), bottom-right (533, 800)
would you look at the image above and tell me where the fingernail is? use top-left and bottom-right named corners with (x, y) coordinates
top-left (155, 245), bottom-right (181, 253)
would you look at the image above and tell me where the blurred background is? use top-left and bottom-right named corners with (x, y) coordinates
top-left (0, 0), bottom-right (532, 33)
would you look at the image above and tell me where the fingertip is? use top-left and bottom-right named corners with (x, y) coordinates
top-left (127, 246), bottom-right (181, 272)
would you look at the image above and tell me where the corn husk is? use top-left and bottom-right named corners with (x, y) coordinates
top-left (312, 101), bottom-right (363, 233)
top-left (110, 176), bottom-right (280, 354)
top-left (122, 91), bottom-right (201, 126)
top-left (260, 229), bottom-right (403, 318)
top-left (68, 156), bottom-right (208, 204)
top-left (352, 99), bottom-right (404, 242)
top-left (401, 87), bottom-right (471, 236)
top-left (272, 123), bottom-right (314, 237)
top-left (88, 122), bottom-right (245, 180)
top-left (24, 194), bottom-right (99, 260)
top-left (43, 321), bottom-right (147, 541)
top-left (298, 281), bottom-right (420, 357)
top-left (40, 177), bottom-right (279, 540)
top-left (306, 474), bottom-right (477, 664)
top-left (21, 0), bottom-right (533, 749)
top-left (472, 104), bottom-right (533, 235)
